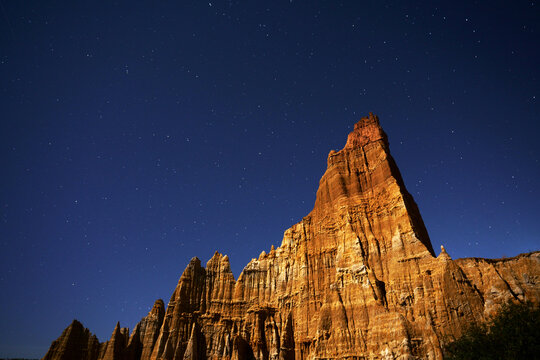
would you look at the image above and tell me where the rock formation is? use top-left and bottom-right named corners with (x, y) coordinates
top-left (43, 113), bottom-right (540, 360)
top-left (42, 320), bottom-right (100, 360)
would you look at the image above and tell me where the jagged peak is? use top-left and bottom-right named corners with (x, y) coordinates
top-left (342, 112), bottom-right (386, 150)
top-left (177, 257), bottom-right (205, 286)
top-left (206, 251), bottom-right (232, 268)
top-left (42, 112), bottom-right (540, 360)
top-left (68, 319), bottom-right (84, 328)
top-left (130, 322), bottom-right (141, 336)
top-left (206, 251), bottom-right (231, 264)
top-left (207, 251), bottom-right (223, 264)
top-left (355, 112), bottom-right (379, 129)
top-left (42, 319), bottom-right (101, 360)
top-left (153, 298), bottom-right (164, 307)
top-left (438, 245), bottom-right (452, 260)
top-left (179, 257), bottom-right (203, 275)
top-left (62, 319), bottom-right (88, 338)
top-left (149, 299), bottom-right (165, 316)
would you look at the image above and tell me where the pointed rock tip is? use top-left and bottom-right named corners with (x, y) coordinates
top-left (179, 257), bottom-right (203, 282)
top-left (148, 298), bottom-right (165, 318)
top-left (210, 250), bottom-right (224, 260)
top-left (109, 321), bottom-right (121, 337)
top-left (70, 319), bottom-right (83, 327)
top-left (152, 298), bottom-right (165, 311)
top-left (206, 251), bottom-right (227, 263)
top-left (66, 319), bottom-right (85, 332)
top-left (131, 322), bottom-right (141, 336)
top-left (237, 270), bottom-right (244, 281)
top-left (354, 112), bottom-right (379, 129)
top-left (438, 245), bottom-right (452, 260)
top-left (154, 298), bottom-right (164, 306)
top-left (342, 112), bottom-right (385, 150)
top-left (181, 257), bottom-right (202, 275)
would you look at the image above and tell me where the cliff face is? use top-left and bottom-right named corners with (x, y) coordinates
top-left (43, 113), bottom-right (540, 360)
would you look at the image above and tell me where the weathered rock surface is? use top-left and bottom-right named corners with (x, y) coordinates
top-left (43, 320), bottom-right (100, 360)
top-left (43, 113), bottom-right (540, 360)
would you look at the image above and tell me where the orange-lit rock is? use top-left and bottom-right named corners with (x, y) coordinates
top-left (43, 113), bottom-right (540, 360)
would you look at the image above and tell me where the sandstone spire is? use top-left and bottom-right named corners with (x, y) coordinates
top-left (138, 299), bottom-right (165, 360)
top-left (42, 320), bottom-right (100, 360)
top-left (42, 114), bottom-right (540, 360)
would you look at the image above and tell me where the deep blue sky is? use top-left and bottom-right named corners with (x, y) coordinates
top-left (1, 1), bottom-right (538, 357)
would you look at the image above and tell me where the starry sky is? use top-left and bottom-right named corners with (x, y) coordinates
top-left (0, 1), bottom-right (538, 358)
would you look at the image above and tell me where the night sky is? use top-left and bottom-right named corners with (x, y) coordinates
top-left (1, 1), bottom-right (539, 357)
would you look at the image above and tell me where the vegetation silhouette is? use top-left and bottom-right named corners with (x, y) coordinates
top-left (443, 301), bottom-right (540, 359)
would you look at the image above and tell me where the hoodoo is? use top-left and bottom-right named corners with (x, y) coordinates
top-left (43, 113), bottom-right (540, 360)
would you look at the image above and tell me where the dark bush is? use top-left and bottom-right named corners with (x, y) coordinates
top-left (443, 301), bottom-right (540, 360)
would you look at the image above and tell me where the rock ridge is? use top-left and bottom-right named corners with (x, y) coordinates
top-left (43, 113), bottom-right (540, 360)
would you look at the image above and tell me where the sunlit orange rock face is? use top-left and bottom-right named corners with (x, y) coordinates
top-left (43, 113), bottom-right (540, 360)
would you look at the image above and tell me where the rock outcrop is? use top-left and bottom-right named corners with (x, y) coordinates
top-left (43, 113), bottom-right (540, 360)
top-left (43, 320), bottom-right (100, 360)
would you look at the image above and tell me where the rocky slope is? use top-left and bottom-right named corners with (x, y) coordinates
top-left (43, 113), bottom-right (540, 360)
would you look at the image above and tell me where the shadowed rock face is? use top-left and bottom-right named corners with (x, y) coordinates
top-left (43, 113), bottom-right (540, 360)
top-left (42, 320), bottom-right (100, 360)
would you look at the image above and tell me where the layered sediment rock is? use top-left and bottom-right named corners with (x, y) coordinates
top-left (43, 113), bottom-right (540, 360)
top-left (42, 320), bottom-right (100, 360)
